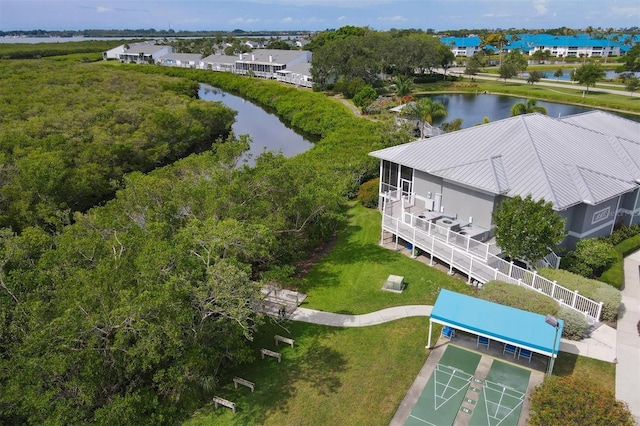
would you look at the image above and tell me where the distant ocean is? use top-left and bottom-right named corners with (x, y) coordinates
top-left (0, 36), bottom-right (147, 44)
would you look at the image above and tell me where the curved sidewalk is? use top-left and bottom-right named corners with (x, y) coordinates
top-left (289, 304), bottom-right (617, 363)
top-left (289, 305), bottom-right (432, 327)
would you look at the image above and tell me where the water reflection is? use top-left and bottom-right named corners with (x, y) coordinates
top-left (198, 84), bottom-right (315, 165)
top-left (423, 94), bottom-right (593, 128)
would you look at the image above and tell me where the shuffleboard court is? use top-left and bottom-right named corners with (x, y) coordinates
top-left (469, 359), bottom-right (531, 426)
top-left (406, 345), bottom-right (481, 426)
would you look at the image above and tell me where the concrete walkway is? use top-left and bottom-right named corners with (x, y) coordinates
top-left (290, 252), bottom-right (640, 422)
top-left (289, 305), bottom-right (432, 327)
top-left (290, 305), bottom-right (617, 362)
top-left (616, 249), bottom-right (640, 424)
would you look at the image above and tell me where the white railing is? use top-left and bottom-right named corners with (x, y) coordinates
top-left (536, 249), bottom-right (562, 269)
top-left (382, 213), bottom-right (603, 322)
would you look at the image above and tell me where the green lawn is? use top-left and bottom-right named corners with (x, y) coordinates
top-left (187, 317), bottom-right (432, 426)
top-left (186, 203), bottom-right (616, 425)
top-left (298, 203), bottom-right (472, 314)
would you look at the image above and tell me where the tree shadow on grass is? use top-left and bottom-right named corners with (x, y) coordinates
top-left (298, 241), bottom-right (399, 293)
top-left (552, 352), bottom-right (578, 377)
top-left (199, 322), bottom-right (346, 424)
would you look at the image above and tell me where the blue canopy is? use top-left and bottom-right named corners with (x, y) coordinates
top-left (431, 289), bottom-right (563, 357)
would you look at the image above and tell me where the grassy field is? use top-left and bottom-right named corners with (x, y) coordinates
top-left (187, 203), bottom-right (616, 424)
top-left (414, 78), bottom-right (640, 115)
top-left (297, 203), bottom-right (472, 314)
top-left (187, 318), bottom-right (432, 425)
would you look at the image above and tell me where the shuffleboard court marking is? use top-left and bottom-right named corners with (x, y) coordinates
top-left (433, 364), bottom-right (474, 410)
top-left (482, 380), bottom-right (525, 426)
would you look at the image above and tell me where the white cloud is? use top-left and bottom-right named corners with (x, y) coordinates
top-left (96, 6), bottom-right (111, 13)
top-left (378, 15), bottom-right (406, 22)
top-left (281, 17), bottom-right (294, 23)
top-left (533, 0), bottom-right (549, 16)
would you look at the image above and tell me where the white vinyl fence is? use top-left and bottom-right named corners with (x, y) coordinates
top-left (382, 213), bottom-right (603, 322)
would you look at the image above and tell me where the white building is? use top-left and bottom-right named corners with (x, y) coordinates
top-left (102, 41), bottom-right (173, 64)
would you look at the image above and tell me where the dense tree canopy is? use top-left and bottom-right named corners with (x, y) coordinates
top-left (0, 60), bottom-right (236, 233)
top-left (310, 26), bottom-right (453, 88)
top-left (0, 61), bottom-right (414, 423)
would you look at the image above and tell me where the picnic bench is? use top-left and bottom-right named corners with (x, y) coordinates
top-left (233, 376), bottom-right (255, 392)
top-left (274, 334), bottom-right (295, 348)
top-left (213, 396), bottom-right (236, 413)
top-left (260, 348), bottom-right (282, 362)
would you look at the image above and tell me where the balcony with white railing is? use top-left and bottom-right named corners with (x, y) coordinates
top-left (380, 194), bottom-right (602, 322)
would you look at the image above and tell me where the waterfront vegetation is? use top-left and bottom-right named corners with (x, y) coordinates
top-left (0, 40), bottom-right (636, 423)
top-left (410, 79), bottom-right (640, 115)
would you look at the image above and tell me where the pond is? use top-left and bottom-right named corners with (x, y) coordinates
top-left (198, 83), bottom-right (315, 165)
top-left (424, 93), bottom-right (593, 128)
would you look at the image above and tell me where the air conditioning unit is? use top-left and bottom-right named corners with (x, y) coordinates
top-left (435, 217), bottom-right (462, 232)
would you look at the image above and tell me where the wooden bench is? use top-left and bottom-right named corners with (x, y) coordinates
top-left (260, 348), bottom-right (282, 362)
top-left (213, 396), bottom-right (236, 413)
top-left (233, 376), bottom-right (255, 392)
top-left (274, 334), bottom-right (295, 348)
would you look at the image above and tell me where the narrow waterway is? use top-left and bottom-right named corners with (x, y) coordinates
top-left (198, 83), bottom-right (315, 165)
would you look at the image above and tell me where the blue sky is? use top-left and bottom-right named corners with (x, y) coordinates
top-left (1, 0), bottom-right (639, 32)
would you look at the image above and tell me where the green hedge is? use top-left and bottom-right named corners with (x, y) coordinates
top-left (600, 233), bottom-right (640, 289)
top-left (538, 268), bottom-right (621, 322)
top-left (529, 377), bottom-right (634, 425)
top-left (479, 280), bottom-right (559, 316)
top-left (478, 281), bottom-right (588, 339)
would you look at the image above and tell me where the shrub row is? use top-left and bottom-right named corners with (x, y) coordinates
top-left (478, 281), bottom-right (588, 340)
top-left (600, 232), bottom-right (640, 289)
top-left (538, 268), bottom-right (621, 322)
top-left (529, 376), bottom-right (634, 426)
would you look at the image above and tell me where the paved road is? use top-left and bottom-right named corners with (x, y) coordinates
top-left (616, 249), bottom-right (640, 424)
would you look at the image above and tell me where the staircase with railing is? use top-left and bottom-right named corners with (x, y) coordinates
top-left (381, 205), bottom-right (602, 322)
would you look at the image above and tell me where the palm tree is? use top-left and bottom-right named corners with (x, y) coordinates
top-left (402, 98), bottom-right (447, 139)
top-left (510, 99), bottom-right (547, 116)
top-left (393, 75), bottom-right (413, 97)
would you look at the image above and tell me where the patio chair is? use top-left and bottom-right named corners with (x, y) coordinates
top-left (441, 326), bottom-right (455, 340)
top-left (518, 348), bottom-right (533, 363)
top-left (477, 335), bottom-right (490, 349)
top-left (503, 344), bottom-right (517, 357)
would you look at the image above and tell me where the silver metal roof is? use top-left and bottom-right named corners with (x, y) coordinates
top-left (159, 53), bottom-right (202, 61)
top-left (237, 49), bottom-right (311, 65)
top-left (370, 113), bottom-right (640, 210)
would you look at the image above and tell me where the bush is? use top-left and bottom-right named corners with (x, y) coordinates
top-left (557, 307), bottom-right (589, 340)
top-left (600, 231), bottom-right (640, 289)
top-left (593, 286), bottom-right (622, 322)
top-left (478, 280), bottom-right (559, 317)
top-left (561, 238), bottom-right (617, 279)
top-left (539, 268), bottom-right (621, 321)
top-left (353, 85), bottom-right (378, 110)
top-left (529, 376), bottom-right (634, 425)
top-left (607, 224), bottom-right (640, 246)
top-left (357, 178), bottom-right (380, 208)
